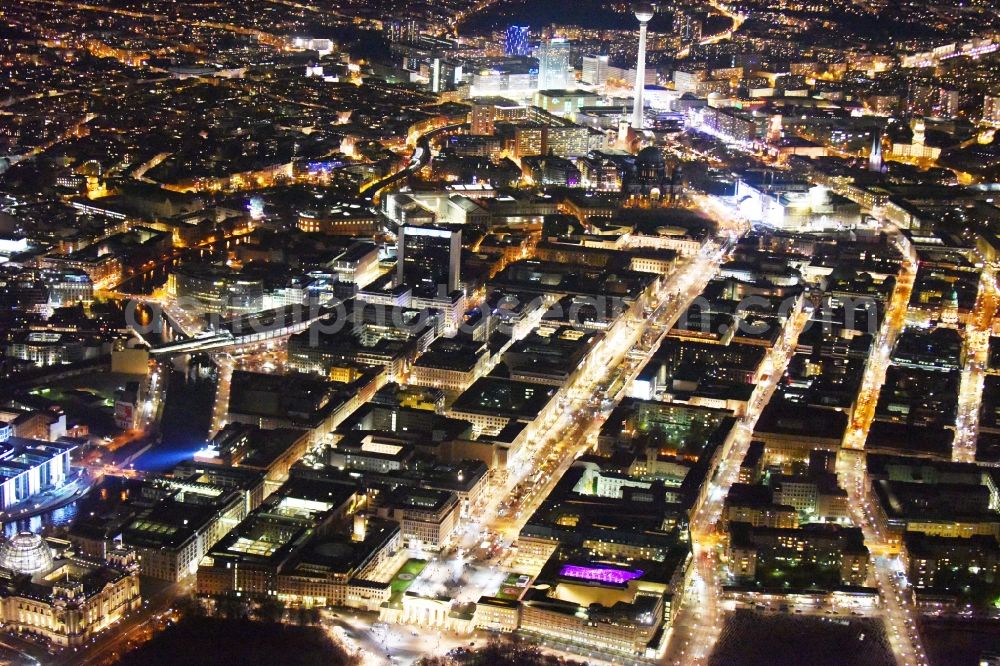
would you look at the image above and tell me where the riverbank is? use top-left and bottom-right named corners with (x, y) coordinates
top-left (0, 473), bottom-right (91, 531)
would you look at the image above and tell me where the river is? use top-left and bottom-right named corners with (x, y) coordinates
top-left (3, 502), bottom-right (79, 538)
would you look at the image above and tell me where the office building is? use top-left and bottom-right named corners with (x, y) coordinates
top-left (396, 223), bottom-right (462, 293)
top-left (431, 58), bottom-right (462, 93)
top-left (449, 376), bottom-right (560, 438)
top-left (984, 95), bottom-right (1000, 126)
top-left (385, 18), bottom-right (419, 44)
top-left (538, 38), bottom-right (571, 90)
top-left (198, 478), bottom-right (397, 611)
top-left (168, 263), bottom-right (264, 317)
top-left (0, 438), bottom-right (75, 510)
top-left (45, 270), bottom-right (93, 307)
top-left (504, 25), bottom-right (530, 57)
top-left (375, 487), bottom-right (461, 549)
top-left (330, 241), bottom-right (379, 286)
top-left (115, 476), bottom-right (250, 581)
top-left (581, 55), bottom-right (610, 87)
top-left (410, 337), bottom-right (489, 392)
top-left (674, 8), bottom-right (705, 44)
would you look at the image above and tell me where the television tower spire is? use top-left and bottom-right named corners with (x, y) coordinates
top-left (632, 3), bottom-right (655, 130)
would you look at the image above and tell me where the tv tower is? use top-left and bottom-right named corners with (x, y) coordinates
top-left (632, 3), bottom-right (655, 130)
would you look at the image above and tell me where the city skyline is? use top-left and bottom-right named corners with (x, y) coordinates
top-left (1, 0), bottom-right (1000, 665)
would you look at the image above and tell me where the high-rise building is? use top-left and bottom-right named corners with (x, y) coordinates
top-left (632, 3), bottom-right (655, 130)
top-left (905, 80), bottom-right (958, 118)
top-left (431, 58), bottom-right (461, 93)
top-left (397, 224), bottom-right (462, 293)
top-left (471, 102), bottom-right (496, 136)
top-left (471, 98), bottom-right (526, 135)
top-left (470, 67), bottom-right (539, 97)
top-left (384, 18), bottom-right (419, 44)
top-left (937, 87), bottom-right (960, 118)
top-left (581, 55), bottom-right (609, 87)
top-left (505, 25), bottom-right (530, 57)
top-left (906, 82), bottom-right (935, 116)
top-left (514, 125), bottom-right (546, 159)
top-left (538, 38), bottom-right (571, 90)
top-left (984, 95), bottom-right (1000, 126)
top-left (673, 8), bottom-right (704, 44)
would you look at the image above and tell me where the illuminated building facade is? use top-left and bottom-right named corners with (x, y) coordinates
top-left (504, 25), bottom-right (530, 57)
top-left (581, 55), bottom-right (609, 87)
top-left (538, 39), bottom-right (570, 90)
top-left (375, 487), bottom-right (461, 549)
top-left (197, 478), bottom-right (397, 611)
top-left (0, 534), bottom-right (141, 647)
top-left (0, 438), bottom-right (75, 509)
top-left (120, 477), bottom-right (249, 581)
top-left (168, 264), bottom-right (264, 317)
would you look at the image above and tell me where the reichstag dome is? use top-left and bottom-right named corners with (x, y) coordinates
top-left (0, 531), bottom-right (55, 575)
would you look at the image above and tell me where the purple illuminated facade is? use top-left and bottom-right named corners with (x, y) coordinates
top-left (559, 564), bottom-right (644, 585)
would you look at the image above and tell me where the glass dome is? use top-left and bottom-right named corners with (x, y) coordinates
top-left (0, 532), bottom-right (54, 575)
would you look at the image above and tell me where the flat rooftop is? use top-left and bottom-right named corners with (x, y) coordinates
top-left (449, 377), bottom-right (558, 420)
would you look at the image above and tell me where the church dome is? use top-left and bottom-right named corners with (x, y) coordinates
top-left (0, 532), bottom-right (54, 575)
top-left (633, 147), bottom-right (668, 194)
top-left (635, 146), bottom-right (665, 168)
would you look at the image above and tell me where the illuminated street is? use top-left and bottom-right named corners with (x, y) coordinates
top-left (954, 268), bottom-right (997, 462)
top-left (2, 0), bottom-right (1000, 663)
top-left (665, 309), bottom-right (810, 666)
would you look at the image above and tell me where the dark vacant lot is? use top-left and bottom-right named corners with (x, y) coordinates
top-left (920, 617), bottom-right (1000, 666)
top-left (710, 610), bottom-right (895, 666)
top-left (117, 618), bottom-right (356, 666)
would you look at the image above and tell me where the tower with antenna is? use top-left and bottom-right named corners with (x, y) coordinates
top-left (632, 3), bottom-right (655, 131)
